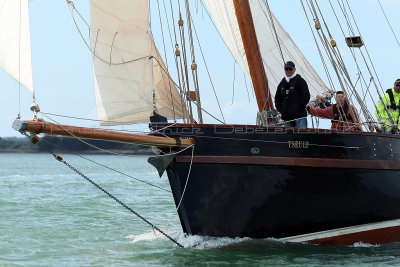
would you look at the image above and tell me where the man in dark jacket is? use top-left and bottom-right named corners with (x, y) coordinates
top-left (275, 61), bottom-right (310, 128)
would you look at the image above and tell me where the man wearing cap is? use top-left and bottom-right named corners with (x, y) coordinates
top-left (275, 61), bottom-right (310, 128)
top-left (375, 79), bottom-right (400, 134)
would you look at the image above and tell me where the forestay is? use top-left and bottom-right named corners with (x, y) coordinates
top-left (0, 0), bottom-right (34, 92)
top-left (90, 0), bottom-right (186, 125)
top-left (205, 0), bottom-right (330, 100)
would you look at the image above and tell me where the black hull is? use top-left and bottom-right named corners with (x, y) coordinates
top-left (152, 124), bottom-right (400, 245)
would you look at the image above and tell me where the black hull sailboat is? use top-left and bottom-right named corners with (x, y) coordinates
top-left (8, 0), bottom-right (400, 247)
top-left (13, 118), bottom-right (400, 245)
top-left (150, 123), bottom-right (400, 245)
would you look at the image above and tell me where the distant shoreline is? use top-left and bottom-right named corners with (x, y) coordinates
top-left (0, 149), bottom-right (153, 155)
top-left (0, 136), bottom-right (153, 155)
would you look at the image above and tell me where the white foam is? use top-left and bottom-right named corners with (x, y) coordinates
top-left (126, 231), bottom-right (252, 249)
top-left (1, 174), bottom-right (24, 178)
top-left (178, 234), bottom-right (251, 249)
top-left (126, 231), bottom-right (162, 243)
top-left (352, 241), bottom-right (380, 248)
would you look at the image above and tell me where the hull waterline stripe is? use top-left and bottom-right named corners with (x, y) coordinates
top-left (176, 156), bottom-right (400, 170)
top-left (279, 218), bottom-right (400, 245)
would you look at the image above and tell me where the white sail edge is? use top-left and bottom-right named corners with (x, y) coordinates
top-left (90, 0), bottom-right (185, 125)
top-left (204, 0), bottom-right (330, 100)
top-left (0, 0), bottom-right (34, 93)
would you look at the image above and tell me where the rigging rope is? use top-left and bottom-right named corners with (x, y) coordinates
top-left (243, 73), bottom-right (251, 103)
top-left (199, 0), bottom-right (236, 58)
top-left (304, 1), bottom-right (350, 104)
top-left (40, 113), bottom-right (186, 153)
top-left (37, 135), bottom-right (171, 193)
top-left (17, 0), bottom-right (22, 119)
top-left (200, 0), bottom-right (276, 109)
top-left (175, 145), bottom-right (194, 210)
top-left (152, 56), bottom-right (226, 124)
top-left (66, 0), bottom-right (89, 27)
top-left (147, 144), bottom-right (195, 239)
top-left (256, 0), bottom-right (329, 96)
top-left (37, 110), bottom-right (364, 151)
top-left (300, 0), bottom-right (337, 92)
top-left (169, 129), bottom-right (365, 150)
top-left (377, 0), bottom-right (400, 49)
top-left (164, 0), bottom-right (188, 121)
top-left (263, 0), bottom-right (285, 65)
top-left (344, 0), bottom-right (387, 96)
top-left (156, 0), bottom-right (177, 122)
top-left (40, 112), bottom-right (197, 159)
top-left (40, 112), bottom-right (181, 135)
top-left (67, 0), bottom-right (227, 124)
top-left (184, 0), bottom-right (203, 124)
top-left (232, 61), bottom-right (236, 105)
top-left (301, 0), bottom-right (374, 129)
top-left (66, 0), bottom-right (150, 66)
top-left (311, 0), bottom-right (366, 125)
top-left (162, 0), bottom-right (189, 123)
top-left (52, 154), bottom-right (183, 248)
top-left (39, 112), bottom-right (136, 125)
top-left (76, 154), bottom-right (171, 193)
top-left (190, 15), bottom-right (226, 123)
top-left (149, 1), bottom-right (158, 115)
top-left (328, 0), bottom-right (386, 127)
top-left (332, 0), bottom-right (395, 128)
top-left (175, 0), bottom-right (192, 122)
top-left (178, 11), bottom-right (195, 123)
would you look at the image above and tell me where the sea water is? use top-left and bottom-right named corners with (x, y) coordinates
top-left (1, 153), bottom-right (400, 266)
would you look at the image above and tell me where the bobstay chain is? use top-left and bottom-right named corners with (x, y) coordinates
top-left (52, 153), bottom-right (184, 248)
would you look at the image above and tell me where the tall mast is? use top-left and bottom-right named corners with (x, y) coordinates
top-left (233, 0), bottom-right (274, 111)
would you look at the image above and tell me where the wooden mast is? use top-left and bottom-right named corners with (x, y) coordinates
top-left (13, 119), bottom-right (194, 148)
top-left (233, 0), bottom-right (274, 112)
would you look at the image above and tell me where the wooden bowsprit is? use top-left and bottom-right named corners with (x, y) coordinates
top-left (12, 119), bottom-right (194, 148)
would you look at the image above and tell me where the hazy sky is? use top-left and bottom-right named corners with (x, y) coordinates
top-left (1, 0), bottom-right (400, 137)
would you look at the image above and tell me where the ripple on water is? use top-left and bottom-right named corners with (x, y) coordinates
top-left (2, 154), bottom-right (400, 266)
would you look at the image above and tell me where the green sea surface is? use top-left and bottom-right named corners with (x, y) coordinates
top-left (1, 153), bottom-right (400, 266)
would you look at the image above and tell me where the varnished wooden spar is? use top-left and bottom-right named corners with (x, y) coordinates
top-left (233, 0), bottom-right (274, 112)
top-left (12, 119), bottom-right (194, 148)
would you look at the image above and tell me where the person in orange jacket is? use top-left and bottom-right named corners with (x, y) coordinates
top-left (307, 91), bottom-right (362, 131)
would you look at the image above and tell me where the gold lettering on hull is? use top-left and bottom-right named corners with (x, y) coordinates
top-left (288, 141), bottom-right (310, 149)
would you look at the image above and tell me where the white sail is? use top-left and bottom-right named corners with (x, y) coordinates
top-left (90, 0), bottom-right (185, 125)
top-left (0, 0), bottom-right (34, 92)
top-left (204, 0), bottom-right (330, 100)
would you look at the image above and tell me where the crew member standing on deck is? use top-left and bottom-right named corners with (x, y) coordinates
top-left (275, 61), bottom-right (310, 128)
top-left (375, 79), bottom-right (400, 134)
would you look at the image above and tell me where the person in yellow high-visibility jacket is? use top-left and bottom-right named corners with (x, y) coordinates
top-left (375, 79), bottom-right (400, 134)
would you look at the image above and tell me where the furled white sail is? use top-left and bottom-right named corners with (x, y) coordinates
top-left (90, 0), bottom-right (185, 125)
top-left (204, 0), bottom-right (330, 100)
top-left (0, 0), bottom-right (34, 92)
